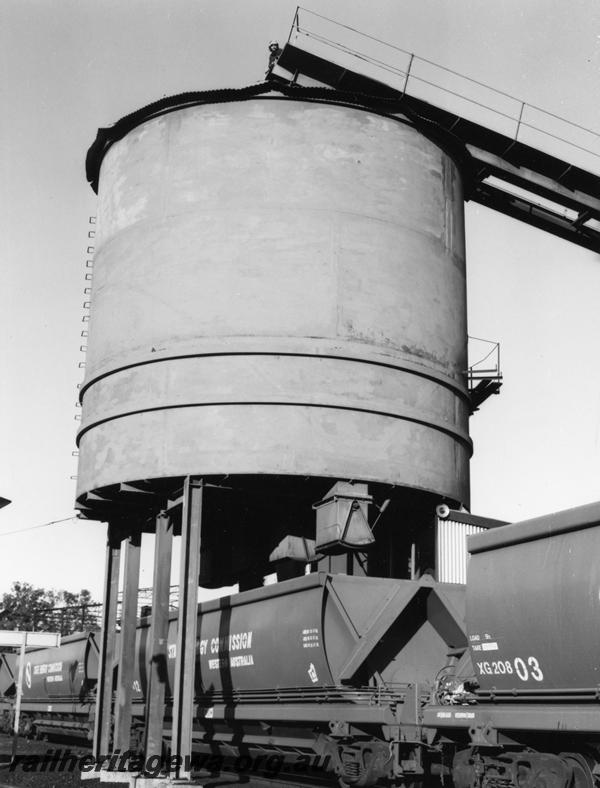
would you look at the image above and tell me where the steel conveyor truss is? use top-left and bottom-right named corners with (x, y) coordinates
top-left (272, 37), bottom-right (600, 254)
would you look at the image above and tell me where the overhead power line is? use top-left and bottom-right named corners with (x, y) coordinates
top-left (0, 516), bottom-right (78, 538)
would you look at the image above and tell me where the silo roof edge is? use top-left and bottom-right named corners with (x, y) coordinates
top-left (85, 81), bottom-right (474, 194)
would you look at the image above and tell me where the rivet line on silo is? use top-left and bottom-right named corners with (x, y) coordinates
top-left (72, 216), bottom-right (96, 480)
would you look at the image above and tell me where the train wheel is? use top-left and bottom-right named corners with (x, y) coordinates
top-left (560, 753), bottom-right (595, 788)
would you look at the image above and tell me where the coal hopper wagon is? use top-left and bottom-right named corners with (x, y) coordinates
top-left (0, 632), bottom-right (99, 740)
top-left (4, 501), bottom-right (600, 788)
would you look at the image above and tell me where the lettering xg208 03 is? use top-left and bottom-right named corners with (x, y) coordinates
top-left (476, 656), bottom-right (544, 681)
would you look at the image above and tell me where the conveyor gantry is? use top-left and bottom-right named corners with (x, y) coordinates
top-left (271, 10), bottom-right (600, 254)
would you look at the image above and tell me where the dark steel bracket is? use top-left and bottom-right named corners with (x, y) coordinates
top-left (336, 577), bottom-right (466, 684)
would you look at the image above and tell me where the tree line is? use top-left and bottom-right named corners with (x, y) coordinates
top-left (0, 582), bottom-right (100, 637)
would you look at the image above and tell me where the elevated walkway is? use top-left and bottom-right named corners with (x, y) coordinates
top-left (467, 338), bottom-right (503, 413)
top-left (272, 8), bottom-right (600, 254)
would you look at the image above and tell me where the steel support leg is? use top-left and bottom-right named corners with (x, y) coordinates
top-left (171, 477), bottom-right (203, 780)
top-left (144, 511), bottom-right (173, 763)
top-left (113, 528), bottom-right (142, 753)
top-left (93, 523), bottom-right (122, 762)
top-left (10, 641), bottom-right (26, 763)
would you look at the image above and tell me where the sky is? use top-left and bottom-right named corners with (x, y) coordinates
top-left (0, 0), bottom-right (599, 601)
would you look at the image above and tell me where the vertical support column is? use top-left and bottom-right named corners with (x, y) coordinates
top-left (10, 640), bottom-right (27, 763)
top-left (144, 511), bottom-right (174, 762)
top-left (93, 522), bottom-right (122, 762)
top-left (113, 528), bottom-right (142, 753)
top-left (171, 477), bottom-right (203, 780)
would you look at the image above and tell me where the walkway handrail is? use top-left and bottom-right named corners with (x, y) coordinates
top-left (288, 7), bottom-right (600, 171)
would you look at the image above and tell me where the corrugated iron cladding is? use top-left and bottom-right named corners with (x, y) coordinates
top-left (436, 518), bottom-right (485, 584)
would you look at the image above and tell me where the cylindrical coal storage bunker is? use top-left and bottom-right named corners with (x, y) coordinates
top-left (78, 88), bottom-right (471, 521)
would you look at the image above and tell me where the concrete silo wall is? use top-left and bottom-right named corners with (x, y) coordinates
top-left (77, 97), bottom-right (470, 506)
